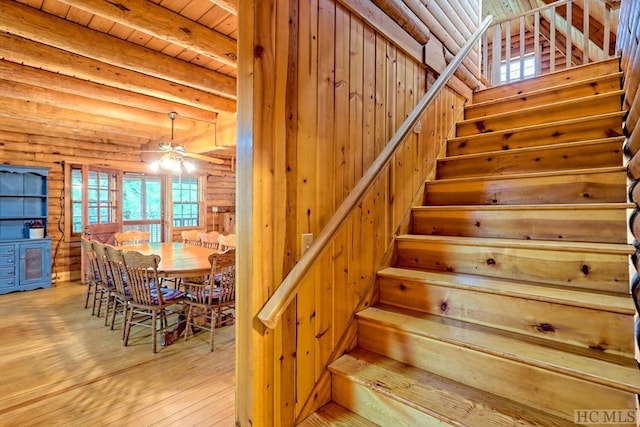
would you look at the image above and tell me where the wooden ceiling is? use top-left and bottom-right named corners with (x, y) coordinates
top-left (0, 0), bottom-right (238, 161)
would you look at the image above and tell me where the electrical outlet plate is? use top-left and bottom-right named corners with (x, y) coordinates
top-left (301, 233), bottom-right (313, 256)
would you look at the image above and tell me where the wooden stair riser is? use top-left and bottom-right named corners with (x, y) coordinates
top-left (437, 138), bottom-right (624, 179)
top-left (394, 240), bottom-right (629, 293)
top-left (447, 113), bottom-right (624, 156)
top-left (464, 74), bottom-right (623, 119)
top-left (423, 170), bottom-right (627, 206)
top-left (330, 350), bottom-right (577, 427)
top-left (331, 374), bottom-right (449, 427)
top-left (357, 320), bottom-right (636, 421)
top-left (472, 59), bottom-right (620, 104)
top-left (379, 277), bottom-right (634, 356)
top-left (410, 205), bottom-right (629, 243)
top-left (456, 92), bottom-right (624, 137)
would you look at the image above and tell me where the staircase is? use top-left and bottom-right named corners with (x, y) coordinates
top-left (300, 58), bottom-right (640, 426)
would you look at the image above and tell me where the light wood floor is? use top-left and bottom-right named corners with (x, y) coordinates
top-left (0, 281), bottom-right (235, 426)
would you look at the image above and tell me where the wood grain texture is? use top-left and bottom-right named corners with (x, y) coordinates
top-left (0, 282), bottom-right (235, 425)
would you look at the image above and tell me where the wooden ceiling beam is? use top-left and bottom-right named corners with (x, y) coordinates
top-left (0, 33), bottom-right (236, 114)
top-left (0, 117), bottom-right (150, 146)
top-left (57, 0), bottom-right (237, 68)
top-left (0, 78), bottom-right (200, 132)
top-left (0, 59), bottom-right (218, 123)
top-left (209, 0), bottom-right (238, 15)
top-left (0, 0), bottom-right (236, 99)
top-left (0, 96), bottom-right (167, 141)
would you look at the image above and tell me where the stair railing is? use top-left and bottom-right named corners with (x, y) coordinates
top-left (483, 0), bottom-right (617, 86)
top-left (257, 15), bottom-right (493, 329)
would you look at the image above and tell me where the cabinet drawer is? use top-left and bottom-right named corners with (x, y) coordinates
top-left (0, 256), bottom-right (16, 267)
top-left (0, 266), bottom-right (15, 277)
top-left (0, 245), bottom-right (16, 255)
top-left (0, 277), bottom-right (16, 289)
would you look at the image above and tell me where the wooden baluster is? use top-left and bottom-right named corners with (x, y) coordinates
top-left (519, 16), bottom-right (525, 80)
top-left (483, 30), bottom-right (489, 80)
top-left (603, 4), bottom-right (611, 59)
top-left (566, 0), bottom-right (572, 69)
top-left (505, 20), bottom-right (511, 83)
top-left (534, 11), bottom-right (541, 76)
top-left (492, 24), bottom-right (502, 84)
top-left (583, 0), bottom-right (589, 63)
top-left (550, 5), bottom-right (556, 73)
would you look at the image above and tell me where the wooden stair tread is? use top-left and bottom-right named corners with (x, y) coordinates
top-left (377, 267), bottom-right (634, 314)
top-left (456, 90), bottom-right (624, 136)
top-left (440, 137), bottom-right (625, 161)
top-left (357, 306), bottom-right (640, 393)
top-left (467, 73), bottom-right (623, 111)
top-left (297, 403), bottom-right (379, 427)
top-left (472, 58), bottom-right (620, 103)
top-left (426, 165), bottom-right (625, 185)
top-left (447, 111), bottom-right (626, 145)
top-left (330, 349), bottom-right (575, 427)
top-left (412, 203), bottom-right (634, 212)
top-left (395, 234), bottom-right (634, 255)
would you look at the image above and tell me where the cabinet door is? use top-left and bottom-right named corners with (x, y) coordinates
top-left (18, 242), bottom-right (51, 287)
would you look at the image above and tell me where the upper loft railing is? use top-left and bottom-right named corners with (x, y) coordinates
top-left (257, 16), bottom-right (494, 330)
top-left (482, 0), bottom-right (618, 86)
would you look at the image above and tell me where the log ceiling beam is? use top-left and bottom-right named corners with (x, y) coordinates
top-left (0, 59), bottom-right (218, 123)
top-left (0, 0), bottom-right (237, 99)
top-left (371, 0), bottom-right (430, 44)
top-left (0, 117), bottom-right (150, 146)
top-left (209, 0), bottom-right (238, 15)
top-left (0, 96), bottom-right (166, 141)
top-left (0, 78), bottom-right (196, 132)
top-left (0, 33), bottom-right (236, 114)
top-left (56, 0), bottom-right (238, 68)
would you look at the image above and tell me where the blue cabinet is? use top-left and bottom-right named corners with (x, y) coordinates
top-left (0, 165), bottom-right (51, 294)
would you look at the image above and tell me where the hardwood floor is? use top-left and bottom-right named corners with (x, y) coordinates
top-left (0, 281), bottom-right (235, 426)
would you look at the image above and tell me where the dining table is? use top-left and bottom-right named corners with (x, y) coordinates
top-left (116, 241), bottom-right (220, 347)
top-left (117, 242), bottom-right (218, 279)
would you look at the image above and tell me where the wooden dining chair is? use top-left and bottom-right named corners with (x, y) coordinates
top-left (103, 245), bottom-right (132, 335)
top-left (121, 250), bottom-right (185, 353)
top-left (218, 233), bottom-right (236, 250)
top-left (181, 230), bottom-right (201, 246)
top-left (80, 237), bottom-right (99, 312)
top-left (183, 249), bottom-right (236, 351)
top-left (90, 241), bottom-right (118, 323)
top-left (199, 231), bottom-right (220, 249)
top-left (114, 230), bottom-right (150, 246)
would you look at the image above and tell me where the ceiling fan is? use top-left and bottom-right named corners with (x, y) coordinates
top-left (140, 112), bottom-right (226, 171)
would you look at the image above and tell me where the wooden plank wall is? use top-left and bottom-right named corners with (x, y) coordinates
top-left (236, 0), bottom-right (475, 425)
top-left (619, 0), bottom-right (640, 368)
top-left (0, 132), bottom-right (235, 281)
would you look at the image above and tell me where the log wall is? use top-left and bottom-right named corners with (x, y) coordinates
top-left (0, 131), bottom-right (235, 282)
top-left (236, 0), bottom-right (476, 425)
top-left (619, 0), bottom-right (640, 367)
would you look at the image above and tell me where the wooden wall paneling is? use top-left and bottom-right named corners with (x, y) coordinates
top-left (350, 15), bottom-right (365, 192)
top-left (375, 33), bottom-right (388, 158)
top-left (335, 3), bottom-right (350, 207)
top-left (295, 0), bottom-right (319, 416)
top-left (363, 25), bottom-right (377, 172)
top-left (316, 1), bottom-right (337, 396)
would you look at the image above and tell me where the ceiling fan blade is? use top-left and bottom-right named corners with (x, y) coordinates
top-left (182, 151), bottom-right (225, 165)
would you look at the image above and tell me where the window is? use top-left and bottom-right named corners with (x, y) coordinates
top-left (69, 165), bottom-right (119, 235)
top-left (500, 54), bottom-right (536, 83)
top-left (123, 174), bottom-right (164, 242)
top-left (172, 177), bottom-right (200, 227)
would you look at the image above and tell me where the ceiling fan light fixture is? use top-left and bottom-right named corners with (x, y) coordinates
top-left (148, 112), bottom-right (198, 175)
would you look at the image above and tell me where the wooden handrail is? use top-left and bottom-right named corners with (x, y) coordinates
top-left (491, 0), bottom-right (570, 26)
top-left (257, 16), bottom-right (494, 329)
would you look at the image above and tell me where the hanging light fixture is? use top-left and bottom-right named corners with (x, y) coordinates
top-left (149, 112), bottom-right (196, 175)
